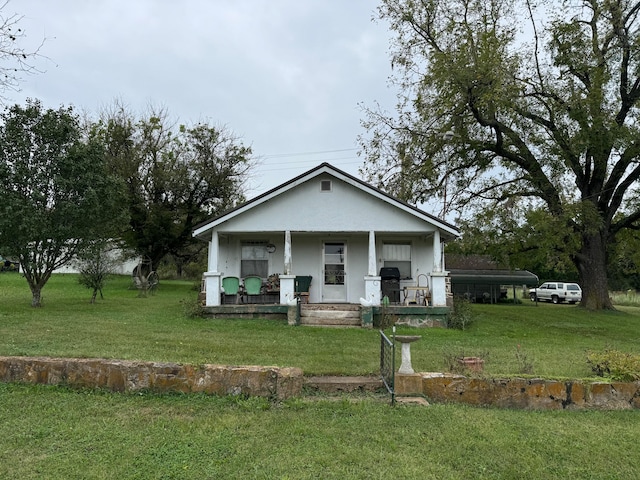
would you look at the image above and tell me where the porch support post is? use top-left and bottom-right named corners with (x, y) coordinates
top-left (209, 230), bottom-right (219, 272)
top-left (430, 230), bottom-right (449, 307)
top-left (284, 230), bottom-right (292, 275)
top-left (364, 230), bottom-right (381, 306)
top-left (430, 272), bottom-right (448, 307)
top-left (433, 230), bottom-right (442, 273)
top-left (367, 230), bottom-right (376, 276)
top-left (280, 230), bottom-right (295, 304)
top-left (204, 230), bottom-right (222, 306)
top-left (280, 275), bottom-right (295, 305)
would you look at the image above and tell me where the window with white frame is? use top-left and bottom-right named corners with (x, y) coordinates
top-left (383, 243), bottom-right (412, 279)
top-left (241, 241), bottom-right (269, 278)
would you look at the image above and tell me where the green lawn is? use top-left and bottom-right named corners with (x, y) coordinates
top-left (1, 383), bottom-right (639, 479)
top-left (1, 273), bottom-right (639, 378)
top-left (1, 273), bottom-right (640, 479)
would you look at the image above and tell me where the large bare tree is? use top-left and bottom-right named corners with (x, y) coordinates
top-left (360, 0), bottom-right (640, 309)
top-left (0, 1), bottom-right (45, 101)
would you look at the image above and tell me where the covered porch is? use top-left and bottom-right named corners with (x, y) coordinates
top-left (199, 229), bottom-right (451, 309)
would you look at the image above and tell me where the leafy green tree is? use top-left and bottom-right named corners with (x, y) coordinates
top-left (0, 100), bottom-right (125, 307)
top-left (448, 206), bottom-right (580, 282)
top-left (99, 106), bottom-right (254, 273)
top-left (360, 0), bottom-right (640, 309)
top-left (74, 239), bottom-right (121, 303)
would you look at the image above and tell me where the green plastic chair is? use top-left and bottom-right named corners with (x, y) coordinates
top-left (295, 275), bottom-right (312, 303)
top-left (221, 276), bottom-right (240, 304)
top-left (243, 275), bottom-right (263, 303)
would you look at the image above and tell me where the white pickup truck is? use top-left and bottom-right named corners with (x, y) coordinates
top-left (529, 282), bottom-right (582, 304)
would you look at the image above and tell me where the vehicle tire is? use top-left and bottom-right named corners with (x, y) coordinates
top-left (552, 295), bottom-right (559, 304)
top-left (529, 293), bottom-right (536, 301)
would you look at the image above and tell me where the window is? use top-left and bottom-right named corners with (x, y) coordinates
top-left (241, 241), bottom-right (268, 278)
top-left (320, 180), bottom-right (332, 192)
top-left (383, 243), bottom-right (411, 279)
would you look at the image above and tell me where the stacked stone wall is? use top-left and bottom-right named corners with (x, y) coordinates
top-left (395, 372), bottom-right (640, 410)
top-left (0, 356), bottom-right (303, 400)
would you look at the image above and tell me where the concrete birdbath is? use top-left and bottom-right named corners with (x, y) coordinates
top-left (395, 335), bottom-right (421, 374)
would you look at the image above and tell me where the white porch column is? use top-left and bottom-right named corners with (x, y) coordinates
top-left (280, 230), bottom-right (295, 304)
top-left (204, 230), bottom-right (222, 306)
top-left (430, 230), bottom-right (450, 307)
top-left (430, 272), bottom-right (448, 307)
top-left (368, 230), bottom-right (376, 276)
top-left (284, 230), bottom-right (292, 275)
top-left (209, 230), bottom-right (219, 273)
top-left (433, 230), bottom-right (442, 273)
top-left (364, 230), bottom-right (381, 305)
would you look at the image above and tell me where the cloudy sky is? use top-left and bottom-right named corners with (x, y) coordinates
top-left (6, 0), bottom-right (397, 196)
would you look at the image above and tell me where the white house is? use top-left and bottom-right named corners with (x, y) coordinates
top-left (193, 163), bottom-right (460, 308)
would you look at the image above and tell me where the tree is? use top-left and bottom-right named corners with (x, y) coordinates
top-left (75, 239), bottom-right (121, 303)
top-left (99, 106), bottom-right (254, 273)
top-left (0, 100), bottom-right (126, 307)
top-left (0, 1), bottom-right (45, 101)
top-left (359, 0), bottom-right (640, 309)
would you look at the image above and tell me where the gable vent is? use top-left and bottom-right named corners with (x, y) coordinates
top-left (320, 180), bottom-right (332, 192)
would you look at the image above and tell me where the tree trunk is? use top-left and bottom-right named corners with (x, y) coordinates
top-left (576, 231), bottom-right (613, 310)
top-left (31, 286), bottom-right (42, 308)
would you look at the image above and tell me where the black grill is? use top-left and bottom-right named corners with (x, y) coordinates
top-left (380, 267), bottom-right (400, 303)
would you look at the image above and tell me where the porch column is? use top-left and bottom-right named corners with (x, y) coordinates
top-left (209, 230), bottom-right (219, 272)
top-left (284, 230), bottom-right (292, 275)
top-left (433, 230), bottom-right (442, 273)
top-left (368, 230), bottom-right (376, 276)
top-left (204, 230), bottom-right (222, 306)
top-left (364, 230), bottom-right (381, 305)
top-left (280, 230), bottom-right (295, 304)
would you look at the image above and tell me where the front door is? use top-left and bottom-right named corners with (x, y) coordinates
top-left (322, 242), bottom-right (347, 302)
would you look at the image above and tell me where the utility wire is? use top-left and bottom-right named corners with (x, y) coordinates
top-left (262, 148), bottom-right (358, 159)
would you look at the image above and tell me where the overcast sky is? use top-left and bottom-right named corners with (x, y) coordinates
top-left (6, 0), bottom-right (397, 196)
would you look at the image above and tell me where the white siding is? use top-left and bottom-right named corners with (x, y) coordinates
top-left (214, 175), bottom-right (438, 234)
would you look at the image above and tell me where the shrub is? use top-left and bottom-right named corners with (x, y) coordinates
top-left (181, 298), bottom-right (205, 318)
top-left (586, 349), bottom-right (640, 382)
top-left (447, 297), bottom-right (475, 330)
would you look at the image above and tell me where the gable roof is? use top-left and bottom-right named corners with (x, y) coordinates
top-left (193, 163), bottom-right (460, 240)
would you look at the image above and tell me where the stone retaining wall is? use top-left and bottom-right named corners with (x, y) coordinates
top-left (396, 372), bottom-right (640, 410)
top-left (0, 356), bottom-right (303, 400)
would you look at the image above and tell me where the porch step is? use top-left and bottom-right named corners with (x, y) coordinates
top-left (304, 376), bottom-right (384, 394)
top-left (300, 304), bottom-right (361, 327)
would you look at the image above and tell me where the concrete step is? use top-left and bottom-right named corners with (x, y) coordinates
top-left (300, 309), bottom-right (359, 319)
top-left (304, 376), bottom-right (384, 394)
top-left (301, 304), bottom-right (361, 312)
top-left (299, 316), bottom-right (362, 327)
top-left (299, 304), bottom-right (362, 326)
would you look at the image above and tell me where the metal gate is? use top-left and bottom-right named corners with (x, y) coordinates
top-left (379, 326), bottom-right (396, 405)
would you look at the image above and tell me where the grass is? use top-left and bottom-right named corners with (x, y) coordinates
top-left (1, 273), bottom-right (640, 478)
top-left (1, 383), bottom-right (639, 479)
top-left (0, 274), bottom-right (640, 479)
top-left (2, 273), bottom-right (640, 378)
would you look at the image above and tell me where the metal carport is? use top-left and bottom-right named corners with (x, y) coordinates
top-left (449, 269), bottom-right (539, 304)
